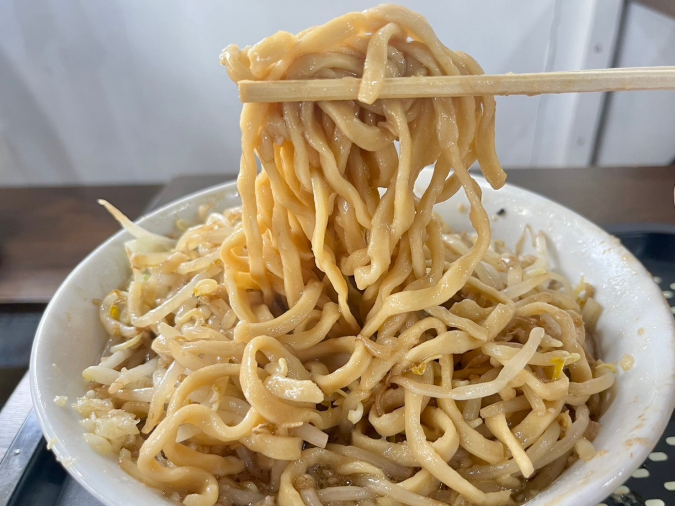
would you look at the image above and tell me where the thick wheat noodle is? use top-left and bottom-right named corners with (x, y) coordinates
top-left (351, 406), bottom-right (459, 469)
top-left (485, 414), bottom-right (534, 478)
top-left (75, 5), bottom-right (615, 506)
top-left (403, 389), bottom-right (511, 505)
top-left (326, 444), bottom-right (413, 480)
top-left (462, 422), bottom-right (563, 480)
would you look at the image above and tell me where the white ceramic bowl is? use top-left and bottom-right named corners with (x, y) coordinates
top-left (31, 174), bottom-right (675, 506)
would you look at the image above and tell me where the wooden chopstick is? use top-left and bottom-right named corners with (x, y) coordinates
top-left (238, 66), bottom-right (675, 103)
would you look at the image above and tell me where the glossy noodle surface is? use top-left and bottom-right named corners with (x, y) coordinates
top-left (75, 5), bottom-right (613, 506)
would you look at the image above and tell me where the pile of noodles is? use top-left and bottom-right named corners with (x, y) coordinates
top-left (73, 5), bottom-right (614, 506)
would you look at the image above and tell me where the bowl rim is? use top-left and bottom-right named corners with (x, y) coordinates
top-left (30, 177), bottom-right (675, 506)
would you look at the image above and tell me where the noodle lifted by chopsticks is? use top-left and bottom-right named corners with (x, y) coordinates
top-left (74, 5), bottom-right (613, 506)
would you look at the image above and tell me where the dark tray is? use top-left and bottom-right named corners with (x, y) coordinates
top-left (601, 226), bottom-right (675, 505)
top-left (1, 228), bottom-right (674, 506)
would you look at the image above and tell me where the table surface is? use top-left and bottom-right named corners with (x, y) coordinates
top-left (0, 166), bottom-right (674, 461)
top-left (0, 185), bottom-right (161, 304)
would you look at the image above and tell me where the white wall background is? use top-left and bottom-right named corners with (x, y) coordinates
top-left (0, 0), bottom-right (672, 187)
top-left (596, 2), bottom-right (675, 166)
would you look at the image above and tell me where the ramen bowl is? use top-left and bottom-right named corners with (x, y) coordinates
top-left (31, 173), bottom-right (675, 506)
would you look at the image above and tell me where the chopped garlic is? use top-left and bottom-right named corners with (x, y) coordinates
top-left (347, 402), bottom-right (364, 424)
top-left (619, 354), bottom-right (634, 371)
top-left (194, 279), bottom-right (218, 296)
top-left (53, 395), bottom-right (68, 407)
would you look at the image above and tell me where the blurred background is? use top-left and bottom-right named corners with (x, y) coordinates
top-left (0, 0), bottom-right (674, 187)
